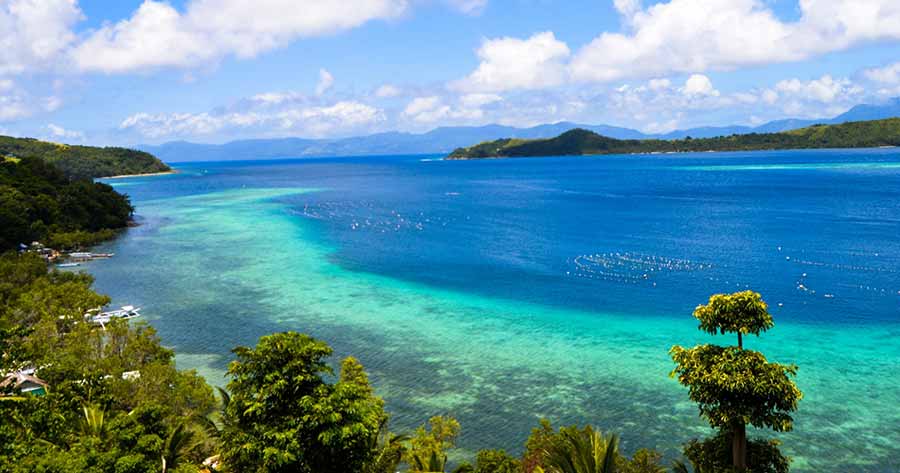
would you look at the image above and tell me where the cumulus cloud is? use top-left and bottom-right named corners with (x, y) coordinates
top-left (73, 0), bottom-right (408, 73)
top-left (401, 94), bottom-right (500, 124)
top-left (46, 123), bottom-right (84, 140)
top-left (682, 74), bottom-right (719, 96)
top-left (120, 100), bottom-right (384, 139)
top-left (863, 62), bottom-right (900, 85)
top-left (0, 0), bottom-right (82, 75)
top-left (771, 75), bottom-right (862, 104)
top-left (613, 0), bottom-right (642, 18)
top-left (452, 32), bottom-right (570, 92)
top-left (567, 0), bottom-right (900, 83)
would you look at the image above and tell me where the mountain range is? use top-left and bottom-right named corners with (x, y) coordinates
top-left (139, 98), bottom-right (900, 162)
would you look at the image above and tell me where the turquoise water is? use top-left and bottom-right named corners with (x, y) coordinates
top-left (85, 150), bottom-right (900, 471)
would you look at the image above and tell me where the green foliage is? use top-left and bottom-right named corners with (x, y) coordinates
top-left (448, 118), bottom-right (900, 159)
top-left (0, 157), bottom-right (133, 251)
top-left (618, 449), bottom-right (667, 473)
top-left (531, 424), bottom-right (620, 473)
top-left (473, 449), bottom-right (521, 473)
top-left (693, 291), bottom-right (773, 342)
top-left (671, 291), bottom-right (801, 472)
top-left (406, 415), bottom-right (461, 472)
top-left (680, 430), bottom-right (790, 473)
top-left (670, 345), bottom-right (801, 432)
top-left (0, 135), bottom-right (169, 180)
top-left (220, 331), bottom-right (387, 473)
top-left (0, 252), bottom-right (216, 473)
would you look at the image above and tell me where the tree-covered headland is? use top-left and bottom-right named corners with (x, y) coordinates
top-left (447, 117), bottom-right (900, 159)
top-left (0, 135), bottom-right (170, 180)
top-left (0, 156), bottom-right (134, 252)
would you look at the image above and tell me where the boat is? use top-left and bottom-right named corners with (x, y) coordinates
top-left (56, 262), bottom-right (80, 268)
top-left (85, 305), bottom-right (142, 327)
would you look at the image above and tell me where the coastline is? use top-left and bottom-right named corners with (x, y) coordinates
top-left (100, 170), bottom-right (178, 179)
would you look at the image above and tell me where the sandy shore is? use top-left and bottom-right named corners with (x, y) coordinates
top-left (100, 170), bottom-right (178, 179)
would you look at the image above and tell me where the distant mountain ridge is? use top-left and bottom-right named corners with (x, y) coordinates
top-left (140, 98), bottom-right (900, 162)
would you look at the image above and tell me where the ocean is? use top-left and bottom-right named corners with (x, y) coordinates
top-left (88, 149), bottom-right (900, 471)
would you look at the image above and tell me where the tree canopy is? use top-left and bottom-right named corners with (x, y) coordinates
top-left (0, 157), bottom-right (134, 251)
top-left (0, 135), bottom-right (169, 180)
top-left (221, 331), bottom-right (388, 473)
top-left (671, 291), bottom-right (801, 472)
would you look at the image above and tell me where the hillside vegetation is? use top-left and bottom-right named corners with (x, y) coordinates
top-left (0, 135), bottom-right (170, 179)
top-left (0, 157), bottom-right (133, 251)
top-left (447, 118), bottom-right (900, 159)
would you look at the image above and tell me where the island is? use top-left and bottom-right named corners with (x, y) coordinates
top-left (0, 135), bottom-right (170, 180)
top-left (447, 117), bottom-right (900, 159)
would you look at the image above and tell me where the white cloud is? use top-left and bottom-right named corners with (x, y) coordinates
top-left (0, 95), bottom-right (30, 121)
top-left (251, 91), bottom-right (305, 106)
top-left (402, 94), bottom-right (498, 124)
top-left (120, 100), bottom-right (384, 139)
top-left (375, 84), bottom-right (402, 98)
top-left (863, 62), bottom-right (900, 85)
top-left (568, 0), bottom-right (900, 83)
top-left (0, 0), bottom-right (82, 75)
top-left (447, 0), bottom-right (487, 15)
top-left (613, 0), bottom-right (642, 18)
top-left (46, 123), bottom-right (84, 140)
top-left (682, 74), bottom-right (719, 96)
top-left (453, 32), bottom-right (571, 92)
top-left (316, 68), bottom-right (334, 96)
top-left (772, 75), bottom-right (861, 103)
top-left (460, 93), bottom-right (502, 108)
top-left (73, 0), bottom-right (408, 73)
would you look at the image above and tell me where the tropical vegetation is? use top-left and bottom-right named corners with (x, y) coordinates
top-left (0, 156), bottom-right (134, 251)
top-left (0, 135), bottom-right (169, 180)
top-left (447, 117), bottom-right (900, 159)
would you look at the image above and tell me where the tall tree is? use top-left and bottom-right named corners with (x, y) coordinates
top-left (670, 291), bottom-right (802, 471)
top-left (220, 332), bottom-right (387, 473)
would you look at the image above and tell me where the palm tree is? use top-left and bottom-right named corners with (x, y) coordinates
top-left (365, 418), bottom-right (410, 473)
top-left (410, 450), bottom-right (448, 473)
top-left (80, 403), bottom-right (106, 439)
top-left (161, 421), bottom-right (198, 473)
top-left (535, 425), bottom-right (620, 473)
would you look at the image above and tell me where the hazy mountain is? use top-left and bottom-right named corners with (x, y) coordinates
top-left (140, 98), bottom-right (900, 162)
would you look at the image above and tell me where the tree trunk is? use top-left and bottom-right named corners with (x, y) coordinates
top-left (738, 332), bottom-right (743, 349)
top-left (733, 422), bottom-right (747, 471)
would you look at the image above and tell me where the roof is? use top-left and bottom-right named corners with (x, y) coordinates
top-left (0, 371), bottom-right (49, 393)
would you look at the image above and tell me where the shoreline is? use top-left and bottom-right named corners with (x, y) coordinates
top-left (100, 170), bottom-right (178, 179)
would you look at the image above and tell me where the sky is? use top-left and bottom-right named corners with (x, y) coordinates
top-left (2, 0), bottom-right (900, 145)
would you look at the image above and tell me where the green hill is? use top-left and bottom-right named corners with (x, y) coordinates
top-left (447, 118), bottom-right (900, 159)
top-left (0, 135), bottom-right (170, 179)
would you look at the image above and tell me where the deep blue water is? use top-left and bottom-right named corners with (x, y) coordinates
top-left (123, 149), bottom-right (900, 326)
top-left (93, 148), bottom-right (900, 471)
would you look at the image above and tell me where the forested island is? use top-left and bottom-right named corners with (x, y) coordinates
top-left (447, 118), bottom-right (900, 159)
top-left (0, 135), bottom-right (170, 180)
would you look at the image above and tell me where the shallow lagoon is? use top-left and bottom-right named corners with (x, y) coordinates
top-left (88, 149), bottom-right (900, 471)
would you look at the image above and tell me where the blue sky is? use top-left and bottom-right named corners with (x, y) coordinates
top-left (2, 0), bottom-right (900, 145)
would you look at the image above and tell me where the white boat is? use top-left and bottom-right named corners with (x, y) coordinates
top-left (56, 262), bottom-right (80, 268)
top-left (85, 305), bottom-right (141, 327)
